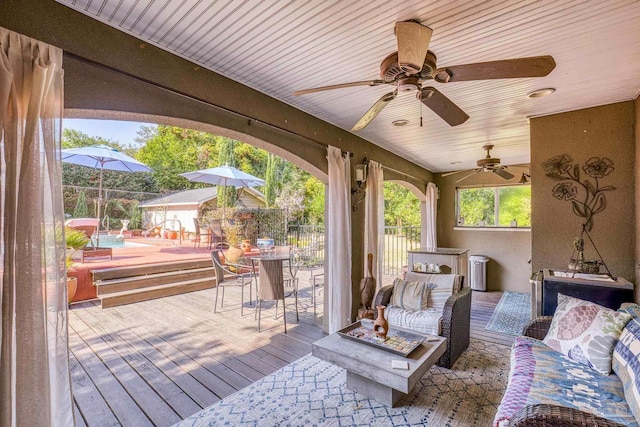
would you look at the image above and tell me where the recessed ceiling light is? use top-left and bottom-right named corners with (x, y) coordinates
top-left (392, 119), bottom-right (410, 127)
top-left (527, 88), bottom-right (555, 98)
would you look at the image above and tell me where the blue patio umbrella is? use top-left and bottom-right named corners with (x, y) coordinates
top-left (61, 144), bottom-right (152, 246)
top-left (180, 165), bottom-right (265, 213)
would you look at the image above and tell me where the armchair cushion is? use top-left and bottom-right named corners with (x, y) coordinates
top-left (403, 273), bottom-right (461, 312)
top-left (391, 278), bottom-right (430, 311)
top-left (543, 294), bottom-right (631, 375)
top-left (494, 336), bottom-right (636, 427)
top-left (384, 306), bottom-right (441, 335)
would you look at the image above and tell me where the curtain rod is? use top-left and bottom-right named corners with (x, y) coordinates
top-left (64, 51), bottom-right (330, 150)
top-left (367, 158), bottom-right (427, 184)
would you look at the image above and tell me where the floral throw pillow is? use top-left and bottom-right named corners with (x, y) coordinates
top-left (543, 293), bottom-right (632, 375)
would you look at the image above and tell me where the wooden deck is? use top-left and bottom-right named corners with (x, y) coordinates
top-left (69, 276), bottom-right (510, 426)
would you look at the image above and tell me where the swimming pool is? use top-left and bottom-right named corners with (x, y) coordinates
top-left (93, 234), bottom-right (151, 248)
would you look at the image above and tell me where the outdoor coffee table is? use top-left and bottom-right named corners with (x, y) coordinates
top-left (312, 323), bottom-right (446, 407)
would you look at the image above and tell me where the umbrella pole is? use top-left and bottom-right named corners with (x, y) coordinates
top-left (96, 166), bottom-right (103, 247)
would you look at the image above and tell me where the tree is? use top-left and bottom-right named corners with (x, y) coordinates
top-left (303, 176), bottom-right (325, 224)
top-left (458, 188), bottom-right (495, 226)
top-left (264, 153), bottom-right (279, 207)
top-left (217, 137), bottom-right (238, 208)
top-left (383, 182), bottom-right (421, 226)
top-left (73, 191), bottom-right (89, 218)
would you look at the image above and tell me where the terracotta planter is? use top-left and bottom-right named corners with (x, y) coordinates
top-left (67, 276), bottom-right (78, 305)
top-left (241, 239), bottom-right (252, 252)
top-left (167, 230), bottom-right (178, 240)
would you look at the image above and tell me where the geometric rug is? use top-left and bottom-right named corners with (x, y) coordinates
top-left (485, 291), bottom-right (532, 336)
top-left (174, 339), bottom-right (510, 427)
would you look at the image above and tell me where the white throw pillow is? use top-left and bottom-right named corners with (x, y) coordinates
top-left (543, 293), bottom-right (631, 375)
top-left (391, 278), bottom-right (430, 312)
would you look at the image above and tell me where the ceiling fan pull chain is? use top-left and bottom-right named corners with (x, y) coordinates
top-left (420, 102), bottom-right (423, 127)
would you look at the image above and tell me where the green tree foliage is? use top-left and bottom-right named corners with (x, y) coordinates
top-left (217, 137), bottom-right (237, 207)
top-left (383, 182), bottom-right (420, 226)
top-left (303, 176), bottom-right (325, 224)
top-left (498, 186), bottom-right (531, 226)
top-left (458, 188), bottom-right (495, 226)
top-left (73, 191), bottom-right (89, 218)
top-left (136, 126), bottom-right (219, 190)
top-left (265, 153), bottom-right (279, 207)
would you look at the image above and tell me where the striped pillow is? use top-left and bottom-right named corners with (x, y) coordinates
top-left (391, 278), bottom-right (430, 312)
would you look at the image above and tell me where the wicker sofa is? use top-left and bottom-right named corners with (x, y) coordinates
top-left (494, 315), bottom-right (638, 427)
top-left (372, 272), bottom-right (471, 369)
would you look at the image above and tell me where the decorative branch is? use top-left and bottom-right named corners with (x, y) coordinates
top-left (542, 154), bottom-right (615, 231)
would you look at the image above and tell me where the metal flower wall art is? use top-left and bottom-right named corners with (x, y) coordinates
top-left (542, 154), bottom-right (616, 231)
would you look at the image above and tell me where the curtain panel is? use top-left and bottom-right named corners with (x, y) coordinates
top-left (0, 27), bottom-right (73, 426)
top-left (326, 146), bottom-right (352, 333)
top-left (364, 160), bottom-right (384, 290)
top-left (425, 182), bottom-right (438, 249)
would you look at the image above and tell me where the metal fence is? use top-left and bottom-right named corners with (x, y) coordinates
top-left (287, 224), bottom-right (325, 266)
top-left (383, 226), bottom-right (421, 276)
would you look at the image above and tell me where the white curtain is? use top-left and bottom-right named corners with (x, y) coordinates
top-left (0, 27), bottom-right (74, 426)
top-left (425, 182), bottom-right (438, 248)
top-left (364, 160), bottom-right (384, 291)
top-left (326, 146), bottom-right (352, 333)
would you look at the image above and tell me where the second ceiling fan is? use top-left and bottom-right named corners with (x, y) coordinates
top-left (442, 144), bottom-right (525, 183)
top-left (294, 20), bottom-right (556, 131)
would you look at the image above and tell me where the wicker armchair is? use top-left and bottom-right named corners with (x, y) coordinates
top-left (373, 282), bottom-right (471, 369)
top-left (507, 317), bottom-right (627, 427)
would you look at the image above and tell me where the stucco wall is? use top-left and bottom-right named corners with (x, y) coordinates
top-left (435, 171), bottom-right (532, 293)
top-left (531, 101), bottom-right (636, 283)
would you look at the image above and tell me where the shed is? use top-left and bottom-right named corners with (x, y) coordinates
top-left (140, 187), bottom-right (266, 232)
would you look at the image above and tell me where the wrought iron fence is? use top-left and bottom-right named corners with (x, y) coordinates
top-left (383, 226), bottom-right (421, 276)
top-left (287, 224), bottom-right (325, 267)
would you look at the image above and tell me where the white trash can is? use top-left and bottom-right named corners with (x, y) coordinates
top-left (469, 255), bottom-right (489, 291)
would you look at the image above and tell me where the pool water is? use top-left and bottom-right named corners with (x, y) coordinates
top-left (93, 234), bottom-right (151, 248)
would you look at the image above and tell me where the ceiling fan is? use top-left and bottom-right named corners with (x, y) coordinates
top-left (294, 20), bottom-right (556, 131)
top-left (441, 144), bottom-right (520, 183)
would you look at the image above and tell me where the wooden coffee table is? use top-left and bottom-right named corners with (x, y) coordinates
top-left (312, 324), bottom-right (446, 407)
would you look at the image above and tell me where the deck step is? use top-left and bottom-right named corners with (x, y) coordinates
top-left (99, 278), bottom-right (216, 308)
top-left (92, 259), bottom-right (212, 281)
top-left (96, 267), bottom-right (215, 296)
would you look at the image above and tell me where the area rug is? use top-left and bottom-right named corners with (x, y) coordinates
top-left (174, 339), bottom-right (510, 427)
top-left (485, 291), bottom-right (531, 336)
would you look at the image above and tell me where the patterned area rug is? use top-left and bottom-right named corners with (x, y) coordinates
top-left (485, 291), bottom-right (532, 336)
top-left (174, 339), bottom-right (510, 427)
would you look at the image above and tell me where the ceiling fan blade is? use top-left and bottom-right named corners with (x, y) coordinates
top-left (294, 80), bottom-right (385, 96)
top-left (419, 87), bottom-right (469, 126)
top-left (395, 20), bottom-right (433, 75)
top-left (351, 91), bottom-right (397, 131)
top-left (456, 171), bottom-right (479, 183)
top-left (493, 168), bottom-right (515, 180)
top-left (434, 55), bottom-right (556, 83)
top-left (441, 169), bottom-right (470, 177)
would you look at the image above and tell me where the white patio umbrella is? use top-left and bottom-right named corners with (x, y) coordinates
top-left (61, 144), bottom-right (152, 246)
top-left (180, 165), bottom-right (265, 216)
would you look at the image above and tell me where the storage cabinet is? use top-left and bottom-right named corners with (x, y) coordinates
top-left (407, 248), bottom-right (469, 279)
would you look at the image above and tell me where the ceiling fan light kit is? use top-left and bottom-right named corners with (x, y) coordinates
top-left (294, 19), bottom-right (556, 132)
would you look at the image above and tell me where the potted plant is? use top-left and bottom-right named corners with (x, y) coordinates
top-left (65, 227), bottom-right (90, 304)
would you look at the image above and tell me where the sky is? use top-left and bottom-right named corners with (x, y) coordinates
top-left (63, 119), bottom-right (156, 147)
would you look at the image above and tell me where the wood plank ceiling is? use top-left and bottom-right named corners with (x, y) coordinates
top-left (56, 0), bottom-right (640, 173)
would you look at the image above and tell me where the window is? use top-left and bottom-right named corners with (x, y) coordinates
top-left (456, 185), bottom-right (531, 228)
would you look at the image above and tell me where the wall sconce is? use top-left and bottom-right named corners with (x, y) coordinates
top-left (352, 158), bottom-right (368, 211)
top-left (519, 172), bottom-right (531, 184)
top-left (351, 160), bottom-right (368, 195)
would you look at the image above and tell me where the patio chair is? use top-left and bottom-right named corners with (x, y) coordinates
top-left (193, 218), bottom-right (211, 249)
top-left (208, 219), bottom-right (224, 250)
top-left (254, 257), bottom-right (298, 333)
top-left (210, 250), bottom-right (253, 315)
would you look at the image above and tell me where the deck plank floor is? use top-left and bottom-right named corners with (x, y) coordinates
top-left (69, 274), bottom-right (511, 426)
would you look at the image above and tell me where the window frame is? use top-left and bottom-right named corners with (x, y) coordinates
top-left (455, 183), bottom-right (531, 229)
